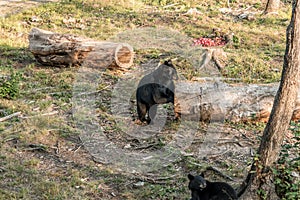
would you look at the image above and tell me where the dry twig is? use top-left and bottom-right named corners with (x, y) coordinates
top-left (0, 112), bottom-right (21, 122)
top-left (206, 166), bottom-right (235, 181)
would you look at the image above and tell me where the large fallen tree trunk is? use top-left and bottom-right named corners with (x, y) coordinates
top-left (175, 80), bottom-right (300, 122)
top-left (28, 28), bottom-right (134, 69)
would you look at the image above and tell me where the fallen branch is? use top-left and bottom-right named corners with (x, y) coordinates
top-left (25, 144), bottom-right (48, 152)
top-left (206, 166), bottom-right (235, 181)
top-left (20, 111), bottom-right (59, 119)
top-left (137, 173), bottom-right (178, 184)
top-left (0, 112), bottom-right (21, 122)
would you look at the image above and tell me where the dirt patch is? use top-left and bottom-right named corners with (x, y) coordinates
top-left (76, 57), bottom-right (262, 183)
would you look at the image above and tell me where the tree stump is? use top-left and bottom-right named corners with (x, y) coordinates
top-left (28, 28), bottom-right (134, 69)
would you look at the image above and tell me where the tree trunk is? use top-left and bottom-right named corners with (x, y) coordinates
top-left (28, 28), bottom-right (134, 69)
top-left (264, 0), bottom-right (281, 14)
top-left (238, 1), bottom-right (300, 199)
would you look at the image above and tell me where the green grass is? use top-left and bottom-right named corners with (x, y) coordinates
top-left (0, 0), bottom-right (297, 199)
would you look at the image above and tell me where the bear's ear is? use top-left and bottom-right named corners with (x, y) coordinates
top-left (200, 172), bottom-right (205, 178)
top-left (188, 174), bottom-right (194, 181)
top-left (164, 60), bottom-right (172, 66)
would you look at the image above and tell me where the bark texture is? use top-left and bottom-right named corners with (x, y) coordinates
top-left (28, 28), bottom-right (134, 69)
top-left (238, 1), bottom-right (300, 199)
top-left (264, 0), bottom-right (281, 14)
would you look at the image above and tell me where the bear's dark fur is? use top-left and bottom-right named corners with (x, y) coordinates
top-left (136, 60), bottom-right (178, 124)
top-left (188, 173), bottom-right (238, 200)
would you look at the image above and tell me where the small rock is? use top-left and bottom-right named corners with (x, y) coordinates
top-left (291, 171), bottom-right (299, 178)
top-left (111, 192), bottom-right (116, 197)
top-left (124, 143), bottom-right (131, 149)
top-left (272, 68), bottom-right (280, 72)
top-left (184, 8), bottom-right (202, 16)
top-left (133, 181), bottom-right (145, 187)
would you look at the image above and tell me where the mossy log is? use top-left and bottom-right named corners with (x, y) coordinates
top-left (175, 81), bottom-right (300, 122)
top-left (28, 28), bottom-right (134, 69)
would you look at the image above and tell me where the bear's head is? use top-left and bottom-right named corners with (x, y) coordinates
top-left (188, 173), bottom-right (207, 200)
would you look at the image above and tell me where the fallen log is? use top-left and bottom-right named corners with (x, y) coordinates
top-left (28, 28), bottom-right (134, 69)
top-left (175, 80), bottom-right (300, 122)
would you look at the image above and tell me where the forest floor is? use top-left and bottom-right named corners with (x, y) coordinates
top-left (0, 0), bottom-right (298, 199)
top-left (0, 0), bottom-right (59, 17)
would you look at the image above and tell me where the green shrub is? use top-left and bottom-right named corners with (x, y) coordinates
top-left (0, 69), bottom-right (22, 99)
top-left (274, 121), bottom-right (300, 200)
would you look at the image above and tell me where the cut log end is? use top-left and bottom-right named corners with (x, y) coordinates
top-left (114, 44), bottom-right (134, 69)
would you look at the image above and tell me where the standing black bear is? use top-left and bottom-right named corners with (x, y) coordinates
top-left (188, 173), bottom-right (238, 200)
top-left (136, 60), bottom-right (178, 124)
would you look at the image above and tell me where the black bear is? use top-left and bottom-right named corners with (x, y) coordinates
top-left (136, 60), bottom-right (178, 124)
top-left (188, 173), bottom-right (238, 200)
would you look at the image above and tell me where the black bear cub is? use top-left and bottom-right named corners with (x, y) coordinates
top-left (136, 60), bottom-right (178, 124)
top-left (188, 173), bottom-right (238, 200)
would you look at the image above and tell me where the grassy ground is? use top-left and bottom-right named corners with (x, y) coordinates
top-left (0, 0), bottom-right (297, 199)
